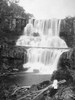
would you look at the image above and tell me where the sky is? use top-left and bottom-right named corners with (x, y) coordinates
top-left (18, 0), bottom-right (75, 19)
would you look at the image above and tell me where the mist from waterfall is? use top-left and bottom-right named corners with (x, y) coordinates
top-left (16, 18), bottom-right (69, 74)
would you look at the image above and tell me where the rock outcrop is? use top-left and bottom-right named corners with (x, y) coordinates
top-left (60, 17), bottom-right (75, 48)
top-left (0, 45), bottom-right (28, 73)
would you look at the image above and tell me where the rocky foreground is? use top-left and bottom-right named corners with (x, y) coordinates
top-left (0, 48), bottom-right (75, 100)
top-left (0, 76), bottom-right (75, 100)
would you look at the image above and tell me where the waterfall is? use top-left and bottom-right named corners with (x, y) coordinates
top-left (23, 19), bottom-right (61, 37)
top-left (16, 18), bottom-right (69, 74)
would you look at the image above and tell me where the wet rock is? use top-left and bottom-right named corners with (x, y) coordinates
top-left (32, 32), bottom-right (40, 37)
top-left (37, 81), bottom-right (50, 90)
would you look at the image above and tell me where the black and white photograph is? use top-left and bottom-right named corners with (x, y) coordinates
top-left (0, 0), bottom-right (75, 100)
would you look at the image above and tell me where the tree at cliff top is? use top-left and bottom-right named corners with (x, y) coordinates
top-left (51, 48), bottom-right (75, 83)
top-left (0, 0), bottom-right (33, 31)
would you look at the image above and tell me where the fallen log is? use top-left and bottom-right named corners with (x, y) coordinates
top-left (14, 80), bottom-right (66, 100)
top-left (11, 85), bottom-right (30, 95)
top-left (32, 80), bottom-right (66, 100)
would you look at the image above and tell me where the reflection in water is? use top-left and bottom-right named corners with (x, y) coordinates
top-left (16, 18), bottom-right (69, 74)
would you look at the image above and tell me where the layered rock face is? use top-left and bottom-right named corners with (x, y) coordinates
top-left (0, 45), bottom-right (28, 73)
top-left (60, 17), bottom-right (75, 48)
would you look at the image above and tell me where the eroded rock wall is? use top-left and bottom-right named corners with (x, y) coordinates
top-left (60, 17), bottom-right (75, 48)
top-left (0, 45), bottom-right (28, 74)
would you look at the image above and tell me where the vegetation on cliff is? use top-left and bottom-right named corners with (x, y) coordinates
top-left (0, 0), bottom-right (33, 46)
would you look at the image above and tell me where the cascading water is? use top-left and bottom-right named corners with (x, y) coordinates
top-left (16, 18), bottom-right (69, 74)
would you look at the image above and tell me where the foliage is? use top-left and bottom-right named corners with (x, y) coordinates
top-left (0, 0), bottom-right (33, 32)
top-left (0, 0), bottom-right (32, 18)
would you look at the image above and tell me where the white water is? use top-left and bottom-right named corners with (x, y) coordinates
top-left (16, 18), bottom-right (69, 74)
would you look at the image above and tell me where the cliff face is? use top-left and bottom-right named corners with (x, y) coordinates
top-left (0, 45), bottom-right (28, 74)
top-left (60, 17), bottom-right (75, 48)
top-left (0, 0), bottom-right (33, 46)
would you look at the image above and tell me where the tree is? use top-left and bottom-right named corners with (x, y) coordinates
top-left (0, 0), bottom-right (33, 32)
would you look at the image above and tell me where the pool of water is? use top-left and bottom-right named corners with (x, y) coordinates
top-left (9, 72), bottom-right (51, 86)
